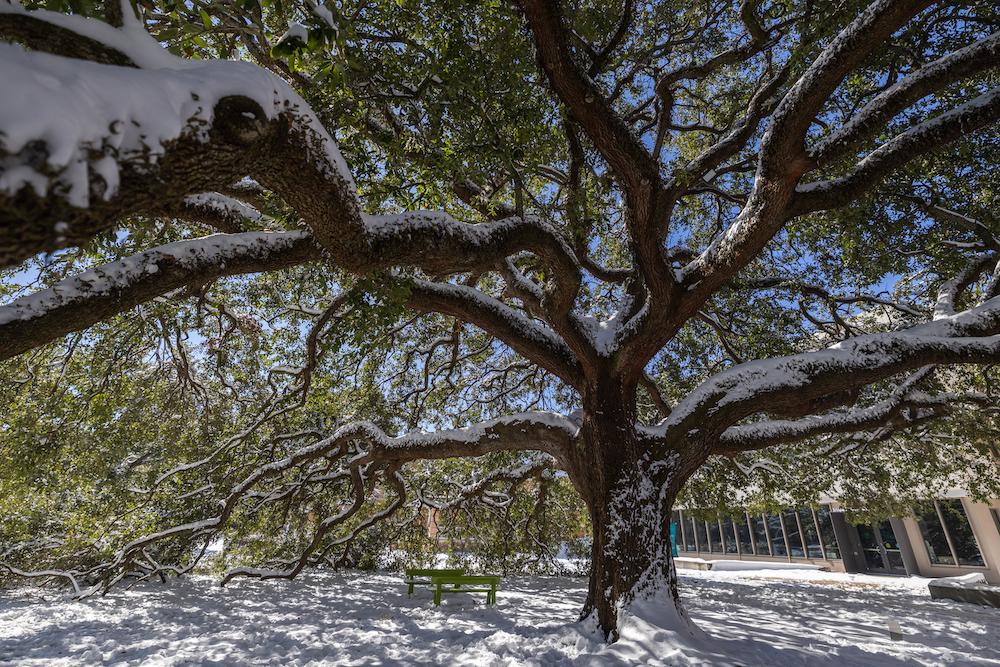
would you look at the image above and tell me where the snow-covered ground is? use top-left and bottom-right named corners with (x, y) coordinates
top-left (1, 567), bottom-right (998, 666)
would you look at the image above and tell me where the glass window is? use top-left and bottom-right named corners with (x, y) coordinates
top-left (749, 515), bottom-right (770, 556)
top-left (675, 512), bottom-right (688, 552)
top-left (916, 501), bottom-right (956, 565)
top-left (766, 513), bottom-right (787, 556)
top-left (991, 508), bottom-right (1000, 538)
top-left (938, 500), bottom-right (985, 567)
top-left (721, 517), bottom-right (739, 553)
top-left (856, 523), bottom-right (887, 570)
top-left (685, 516), bottom-right (698, 552)
top-left (878, 521), bottom-right (905, 570)
top-left (815, 507), bottom-right (840, 559)
top-left (694, 518), bottom-right (709, 553)
top-left (736, 515), bottom-right (754, 554)
top-left (798, 508), bottom-right (824, 559)
top-left (708, 520), bottom-right (724, 553)
top-left (783, 510), bottom-right (805, 558)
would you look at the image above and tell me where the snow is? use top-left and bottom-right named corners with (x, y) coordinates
top-left (644, 291), bottom-right (1000, 441)
top-left (810, 31), bottom-right (1000, 160)
top-left (2, 568), bottom-right (998, 666)
top-left (184, 193), bottom-right (264, 223)
top-left (0, 232), bottom-right (306, 326)
top-left (307, 1), bottom-right (336, 30)
top-left (676, 557), bottom-right (823, 572)
top-left (797, 87), bottom-right (1000, 196)
top-left (929, 572), bottom-right (999, 591)
top-left (362, 210), bottom-right (523, 243)
top-left (576, 310), bottom-right (623, 356)
top-left (0, 5), bottom-right (356, 208)
top-left (0, 164), bottom-right (47, 198)
top-left (410, 278), bottom-right (572, 360)
top-left (277, 22), bottom-right (310, 47)
top-left (329, 410), bottom-right (580, 450)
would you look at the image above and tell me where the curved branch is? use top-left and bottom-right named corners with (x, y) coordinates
top-left (810, 31), bottom-right (1000, 165)
top-left (0, 7), bottom-right (595, 378)
top-left (653, 294), bottom-right (1000, 444)
top-left (407, 280), bottom-right (584, 387)
top-left (176, 192), bottom-right (267, 233)
top-left (515, 0), bottom-right (660, 193)
top-left (61, 412), bottom-right (577, 593)
top-left (759, 0), bottom-right (933, 176)
top-left (792, 88), bottom-right (1000, 214)
top-left (0, 232), bottom-right (316, 361)
top-left (716, 385), bottom-right (987, 453)
top-left (682, 0), bottom-right (933, 290)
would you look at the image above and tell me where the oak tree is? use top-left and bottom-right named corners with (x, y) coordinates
top-left (2, 0), bottom-right (1000, 640)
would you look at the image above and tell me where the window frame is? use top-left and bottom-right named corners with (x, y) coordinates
top-left (707, 519), bottom-right (723, 553)
top-left (750, 514), bottom-right (772, 556)
top-left (917, 499), bottom-right (988, 569)
top-left (766, 512), bottom-right (789, 558)
top-left (815, 506), bottom-right (841, 560)
top-left (781, 509), bottom-right (805, 559)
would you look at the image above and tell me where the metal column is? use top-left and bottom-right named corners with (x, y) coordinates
top-left (831, 510), bottom-right (866, 573)
top-left (888, 517), bottom-right (920, 577)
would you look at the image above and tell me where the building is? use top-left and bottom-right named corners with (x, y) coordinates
top-left (672, 493), bottom-right (1000, 583)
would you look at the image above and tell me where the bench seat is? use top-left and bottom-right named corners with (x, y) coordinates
top-left (430, 575), bottom-right (501, 606)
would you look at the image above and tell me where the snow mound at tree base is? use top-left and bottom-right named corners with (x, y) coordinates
top-left (580, 594), bottom-right (827, 666)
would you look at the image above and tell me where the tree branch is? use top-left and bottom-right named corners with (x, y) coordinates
top-left (810, 31), bottom-right (1000, 165)
top-left (715, 383), bottom-right (986, 453)
top-left (0, 232), bottom-right (316, 361)
top-left (792, 88), bottom-right (1000, 214)
top-left (515, 0), bottom-right (661, 193)
top-left (653, 294), bottom-right (1000, 444)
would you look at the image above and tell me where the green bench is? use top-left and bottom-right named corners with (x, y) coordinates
top-left (404, 568), bottom-right (465, 597)
top-left (431, 574), bottom-right (501, 606)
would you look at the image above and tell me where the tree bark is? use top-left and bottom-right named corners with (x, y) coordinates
top-left (569, 385), bottom-right (696, 641)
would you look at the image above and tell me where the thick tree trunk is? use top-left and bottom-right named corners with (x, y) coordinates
top-left (579, 460), bottom-right (692, 640)
top-left (570, 384), bottom-right (698, 641)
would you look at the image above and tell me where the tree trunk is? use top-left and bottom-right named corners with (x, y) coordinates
top-left (580, 460), bottom-right (693, 640)
top-left (570, 387), bottom-right (698, 641)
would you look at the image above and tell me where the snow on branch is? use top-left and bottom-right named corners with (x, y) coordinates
top-left (336, 411), bottom-right (579, 461)
top-left (407, 280), bottom-right (585, 386)
top-left (809, 31), bottom-right (1000, 165)
top-left (182, 192), bottom-right (266, 232)
top-left (649, 294), bottom-right (1000, 445)
top-left (360, 212), bottom-right (582, 304)
top-left (0, 231), bottom-right (316, 361)
top-left (934, 253), bottom-right (995, 320)
top-left (793, 87), bottom-right (1000, 213)
top-left (759, 0), bottom-right (930, 171)
top-left (0, 3), bottom-right (597, 377)
top-left (0, 6), bottom-right (354, 208)
top-left (426, 455), bottom-right (557, 514)
top-left (717, 381), bottom-right (987, 453)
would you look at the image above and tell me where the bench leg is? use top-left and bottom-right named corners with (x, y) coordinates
top-left (408, 583), bottom-right (414, 597)
top-left (434, 586), bottom-right (442, 607)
